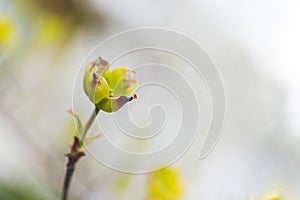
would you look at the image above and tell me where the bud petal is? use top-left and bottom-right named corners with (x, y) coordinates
top-left (96, 94), bottom-right (136, 113)
top-left (108, 67), bottom-right (138, 97)
top-left (83, 59), bottom-right (110, 104)
top-left (91, 57), bottom-right (110, 75)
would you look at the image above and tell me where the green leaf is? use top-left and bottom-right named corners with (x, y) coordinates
top-left (67, 109), bottom-right (83, 136)
top-left (83, 134), bottom-right (101, 146)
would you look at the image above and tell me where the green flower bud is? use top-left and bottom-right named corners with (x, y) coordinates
top-left (83, 57), bottom-right (138, 112)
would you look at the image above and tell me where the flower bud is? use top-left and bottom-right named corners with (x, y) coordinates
top-left (83, 57), bottom-right (138, 112)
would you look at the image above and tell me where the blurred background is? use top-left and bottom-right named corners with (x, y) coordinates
top-left (0, 0), bottom-right (300, 199)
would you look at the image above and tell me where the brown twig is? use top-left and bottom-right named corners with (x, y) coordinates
top-left (62, 107), bottom-right (100, 200)
top-left (62, 137), bottom-right (85, 200)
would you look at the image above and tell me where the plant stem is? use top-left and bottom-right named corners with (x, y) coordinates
top-left (82, 107), bottom-right (100, 142)
top-left (62, 154), bottom-right (79, 200)
top-left (62, 107), bottom-right (100, 200)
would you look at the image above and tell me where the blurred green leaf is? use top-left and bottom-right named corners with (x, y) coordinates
top-left (148, 167), bottom-right (184, 200)
top-left (0, 183), bottom-right (49, 200)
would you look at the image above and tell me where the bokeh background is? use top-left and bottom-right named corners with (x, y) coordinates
top-left (0, 0), bottom-right (300, 199)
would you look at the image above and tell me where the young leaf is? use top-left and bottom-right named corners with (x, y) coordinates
top-left (67, 109), bottom-right (83, 136)
top-left (84, 134), bottom-right (101, 146)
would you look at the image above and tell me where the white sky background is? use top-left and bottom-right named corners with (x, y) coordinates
top-left (92, 0), bottom-right (300, 135)
top-left (197, 0), bottom-right (300, 134)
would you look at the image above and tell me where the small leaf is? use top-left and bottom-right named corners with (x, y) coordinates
top-left (68, 109), bottom-right (83, 136)
top-left (84, 134), bottom-right (101, 146)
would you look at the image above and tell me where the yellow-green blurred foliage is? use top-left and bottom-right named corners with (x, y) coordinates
top-left (0, 16), bottom-right (16, 47)
top-left (1, 0), bottom-right (105, 51)
top-left (114, 175), bottom-right (131, 195)
top-left (259, 190), bottom-right (287, 200)
top-left (37, 15), bottom-right (69, 45)
top-left (147, 167), bottom-right (184, 200)
top-left (0, 182), bottom-right (49, 200)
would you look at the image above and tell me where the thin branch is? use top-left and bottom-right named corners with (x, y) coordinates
top-left (62, 107), bottom-right (100, 200)
top-left (62, 149), bottom-right (84, 200)
top-left (82, 107), bottom-right (100, 142)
